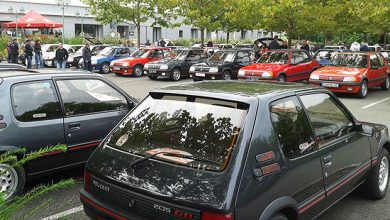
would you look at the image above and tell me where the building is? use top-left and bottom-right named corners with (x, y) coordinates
top-left (0, 0), bottom-right (280, 44)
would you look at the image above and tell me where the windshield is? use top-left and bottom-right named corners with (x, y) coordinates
top-left (258, 52), bottom-right (290, 64)
top-left (314, 50), bottom-right (338, 61)
top-left (107, 95), bottom-right (247, 171)
top-left (98, 47), bottom-right (115, 56)
top-left (330, 54), bottom-right (368, 68)
top-left (131, 49), bottom-right (150, 58)
top-left (47, 45), bottom-right (58, 52)
top-left (73, 47), bottom-right (84, 56)
top-left (168, 50), bottom-right (188, 60)
top-left (209, 51), bottom-right (236, 62)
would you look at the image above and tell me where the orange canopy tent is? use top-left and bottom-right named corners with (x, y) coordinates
top-left (2, 10), bottom-right (63, 28)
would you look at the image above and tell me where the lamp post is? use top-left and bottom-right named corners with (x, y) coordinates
top-left (56, 0), bottom-right (70, 44)
top-left (8, 6), bottom-right (25, 40)
top-left (75, 10), bottom-right (88, 36)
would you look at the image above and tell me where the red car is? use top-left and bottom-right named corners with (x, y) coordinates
top-left (238, 49), bottom-right (319, 82)
top-left (309, 52), bottom-right (390, 98)
top-left (110, 47), bottom-right (171, 77)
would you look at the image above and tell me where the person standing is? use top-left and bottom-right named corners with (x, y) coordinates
top-left (82, 42), bottom-right (92, 71)
top-left (269, 35), bottom-right (280, 50)
top-left (207, 41), bottom-right (213, 47)
top-left (55, 43), bottom-right (68, 70)
top-left (9, 39), bottom-right (19, 64)
top-left (301, 40), bottom-right (310, 52)
top-left (360, 42), bottom-right (369, 52)
top-left (7, 41), bottom-right (12, 63)
top-left (34, 40), bottom-right (43, 68)
top-left (159, 38), bottom-right (166, 47)
top-left (253, 40), bottom-right (261, 60)
top-left (145, 40), bottom-right (151, 46)
top-left (24, 39), bottom-right (33, 69)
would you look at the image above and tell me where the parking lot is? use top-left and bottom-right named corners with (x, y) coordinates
top-left (14, 73), bottom-right (390, 220)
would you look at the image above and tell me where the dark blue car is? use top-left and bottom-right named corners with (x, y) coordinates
top-left (313, 49), bottom-right (351, 66)
top-left (89, 46), bottom-right (136, 74)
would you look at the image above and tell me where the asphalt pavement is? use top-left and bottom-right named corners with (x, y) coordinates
top-left (15, 72), bottom-right (390, 220)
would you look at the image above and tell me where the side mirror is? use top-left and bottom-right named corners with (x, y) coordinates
top-left (355, 123), bottom-right (374, 136)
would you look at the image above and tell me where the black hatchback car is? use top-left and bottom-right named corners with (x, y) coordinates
top-left (0, 68), bottom-right (137, 200)
top-left (189, 49), bottom-right (253, 81)
top-left (144, 48), bottom-right (208, 81)
top-left (81, 81), bottom-right (390, 220)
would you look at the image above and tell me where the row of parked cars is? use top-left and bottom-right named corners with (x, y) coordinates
top-left (1, 63), bottom-right (389, 220)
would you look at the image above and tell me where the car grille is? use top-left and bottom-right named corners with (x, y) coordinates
top-left (244, 70), bottom-right (264, 76)
top-left (91, 176), bottom-right (201, 220)
top-left (113, 62), bottom-right (124, 66)
top-left (319, 75), bottom-right (344, 81)
top-left (147, 64), bottom-right (160, 70)
top-left (194, 67), bottom-right (210, 72)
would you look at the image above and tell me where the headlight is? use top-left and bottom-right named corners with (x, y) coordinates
top-left (160, 65), bottom-right (169, 70)
top-left (91, 60), bottom-right (97, 65)
top-left (261, 72), bottom-right (273, 78)
top-left (209, 67), bottom-right (219, 73)
top-left (144, 63), bottom-right (150, 69)
top-left (343, 76), bottom-right (357, 82)
top-left (110, 61), bottom-right (115, 66)
top-left (238, 70), bottom-right (245, 76)
top-left (310, 75), bottom-right (320, 80)
top-left (122, 63), bottom-right (129, 67)
top-left (190, 66), bottom-right (195, 72)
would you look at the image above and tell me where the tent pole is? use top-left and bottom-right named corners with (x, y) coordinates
top-left (62, 5), bottom-right (65, 44)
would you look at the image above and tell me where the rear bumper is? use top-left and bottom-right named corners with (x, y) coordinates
top-left (309, 80), bottom-right (361, 93)
top-left (80, 190), bottom-right (149, 220)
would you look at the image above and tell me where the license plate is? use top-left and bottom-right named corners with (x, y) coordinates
top-left (322, 83), bottom-right (339, 88)
top-left (113, 67), bottom-right (120, 70)
top-left (247, 76), bottom-right (258, 81)
top-left (161, 73), bottom-right (166, 76)
top-left (149, 70), bottom-right (157, 73)
top-left (195, 73), bottom-right (206, 77)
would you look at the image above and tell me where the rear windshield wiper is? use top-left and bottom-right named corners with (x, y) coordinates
top-left (129, 151), bottom-right (220, 168)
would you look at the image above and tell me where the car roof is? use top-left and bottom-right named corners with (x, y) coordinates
top-left (337, 51), bottom-right (376, 55)
top-left (268, 49), bottom-right (308, 53)
top-left (153, 81), bottom-right (320, 102)
top-left (0, 69), bottom-right (101, 83)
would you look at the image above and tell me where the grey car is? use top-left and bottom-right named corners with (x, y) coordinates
top-left (0, 68), bottom-right (137, 199)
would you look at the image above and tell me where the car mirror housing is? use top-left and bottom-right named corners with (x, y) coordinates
top-left (355, 123), bottom-right (374, 137)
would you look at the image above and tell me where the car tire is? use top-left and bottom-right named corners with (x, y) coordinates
top-left (222, 71), bottom-right (232, 80)
top-left (170, 68), bottom-right (181, 81)
top-left (100, 63), bottom-right (110, 74)
top-left (270, 213), bottom-right (288, 220)
top-left (0, 163), bottom-right (26, 201)
top-left (148, 75), bottom-right (158, 80)
top-left (363, 148), bottom-right (389, 200)
top-left (277, 74), bottom-right (287, 82)
top-left (381, 76), bottom-right (390, 90)
top-left (357, 80), bottom-right (368, 98)
top-left (133, 65), bottom-right (143, 77)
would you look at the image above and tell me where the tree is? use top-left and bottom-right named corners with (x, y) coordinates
top-left (83, 0), bottom-right (177, 47)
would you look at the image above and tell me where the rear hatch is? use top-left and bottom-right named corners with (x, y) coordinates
top-left (85, 92), bottom-right (253, 219)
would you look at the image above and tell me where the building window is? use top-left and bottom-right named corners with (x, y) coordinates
top-left (179, 30), bottom-right (183, 38)
top-left (191, 28), bottom-right (198, 39)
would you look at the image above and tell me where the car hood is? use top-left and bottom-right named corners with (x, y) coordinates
top-left (150, 59), bottom-right (182, 66)
top-left (193, 61), bottom-right (233, 68)
top-left (114, 57), bottom-right (146, 64)
top-left (241, 63), bottom-right (288, 73)
top-left (312, 67), bottom-right (366, 76)
top-left (86, 144), bottom-right (238, 210)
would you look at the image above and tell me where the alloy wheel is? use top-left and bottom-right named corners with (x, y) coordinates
top-left (378, 156), bottom-right (389, 192)
top-left (172, 69), bottom-right (181, 81)
top-left (134, 66), bottom-right (143, 77)
top-left (102, 64), bottom-right (110, 74)
top-left (361, 82), bottom-right (368, 97)
top-left (0, 164), bottom-right (18, 200)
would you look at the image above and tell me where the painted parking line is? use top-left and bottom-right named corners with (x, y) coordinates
top-left (40, 205), bottom-right (83, 220)
top-left (361, 97), bottom-right (390, 110)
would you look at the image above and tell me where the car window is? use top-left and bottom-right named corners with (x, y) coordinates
top-left (56, 79), bottom-right (129, 116)
top-left (236, 51), bottom-right (250, 63)
top-left (12, 81), bottom-right (62, 122)
top-left (117, 48), bottom-right (129, 55)
top-left (370, 54), bottom-right (380, 68)
top-left (291, 52), bottom-right (304, 64)
top-left (163, 49), bottom-right (171, 58)
top-left (299, 93), bottom-right (353, 147)
top-left (270, 96), bottom-right (316, 159)
top-left (377, 53), bottom-right (385, 67)
top-left (186, 50), bottom-right (201, 61)
top-left (301, 52), bottom-right (311, 62)
top-left (150, 50), bottom-right (164, 58)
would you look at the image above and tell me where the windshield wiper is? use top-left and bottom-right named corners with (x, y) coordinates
top-left (130, 151), bottom-right (168, 168)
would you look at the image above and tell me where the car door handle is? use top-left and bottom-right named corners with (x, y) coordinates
top-left (323, 155), bottom-right (333, 167)
top-left (68, 122), bottom-right (80, 130)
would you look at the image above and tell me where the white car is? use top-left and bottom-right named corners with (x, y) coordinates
top-left (42, 44), bottom-right (72, 67)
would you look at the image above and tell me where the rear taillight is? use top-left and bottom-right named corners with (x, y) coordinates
top-left (201, 211), bottom-right (234, 220)
top-left (84, 169), bottom-right (91, 192)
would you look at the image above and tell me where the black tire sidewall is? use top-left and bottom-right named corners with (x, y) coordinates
top-left (277, 74), bottom-right (287, 82)
top-left (381, 76), bottom-right (390, 90)
top-left (271, 213), bottom-right (288, 220)
top-left (358, 80), bottom-right (368, 98)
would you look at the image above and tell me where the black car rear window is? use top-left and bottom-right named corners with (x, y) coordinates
top-left (107, 95), bottom-right (248, 172)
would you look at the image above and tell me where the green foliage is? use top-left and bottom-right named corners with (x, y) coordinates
top-left (65, 36), bottom-right (85, 45)
top-left (172, 38), bottom-right (192, 46)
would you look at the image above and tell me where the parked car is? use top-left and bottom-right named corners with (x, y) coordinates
top-left (309, 52), bottom-right (390, 98)
top-left (238, 49), bottom-right (319, 82)
top-left (67, 45), bottom-right (110, 68)
top-left (380, 50), bottom-right (390, 63)
top-left (144, 48), bottom-right (208, 81)
top-left (368, 45), bottom-right (383, 52)
top-left (80, 81), bottom-right (390, 220)
top-left (110, 47), bottom-right (171, 77)
top-left (189, 48), bottom-right (253, 81)
top-left (0, 67), bottom-right (138, 200)
top-left (313, 49), bottom-right (351, 66)
top-left (42, 44), bottom-right (71, 67)
top-left (88, 46), bottom-right (136, 74)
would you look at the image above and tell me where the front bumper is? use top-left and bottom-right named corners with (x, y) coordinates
top-left (91, 64), bottom-right (101, 71)
top-left (189, 71), bottom-right (223, 80)
top-left (309, 79), bottom-right (361, 93)
top-left (144, 69), bottom-right (172, 77)
top-left (110, 66), bottom-right (133, 75)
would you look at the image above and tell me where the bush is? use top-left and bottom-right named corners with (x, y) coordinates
top-left (172, 38), bottom-right (192, 46)
top-left (65, 36), bottom-right (85, 45)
